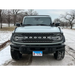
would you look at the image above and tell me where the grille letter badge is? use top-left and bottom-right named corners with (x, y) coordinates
top-left (47, 36), bottom-right (51, 39)
top-left (38, 36), bottom-right (42, 39)
top-left (29, 36), bottom-right (32, 39)
top-left (24, 36), bottom-right (28, 39)
top-left (34, 36), bottom-right (37, 39)
top-left (43, 36), bottom-right (46, 39)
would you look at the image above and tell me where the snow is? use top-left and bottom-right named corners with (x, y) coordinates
top-left (0, 31), bottom-right (12, 45)
top-left (2, 23), bottom-right (14, 27)
top-left (62, 29), bottom-right (75, 50)
top-left (0, 46), bottom-right (11, 65)
top-left (30, 54), bottom-right (75, 66)
top-left (0, 23), bottom-right (13, 45)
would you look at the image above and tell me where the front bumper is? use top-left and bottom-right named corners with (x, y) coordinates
top-left (10, 43), bottom-right (65, 54)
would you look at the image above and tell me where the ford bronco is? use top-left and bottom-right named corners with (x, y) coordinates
top-left (10, 15), bottom-right (65, 60)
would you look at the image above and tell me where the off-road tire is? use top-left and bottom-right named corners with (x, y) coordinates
top-left (11, 50), bottom-right (22, 60)
top-left (54, 50), bottom-right (65, 60)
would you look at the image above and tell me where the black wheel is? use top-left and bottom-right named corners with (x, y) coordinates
top-left (11, 50), bottom-right (22, 60)
top-left (54, 50), bottom-right (65, 60)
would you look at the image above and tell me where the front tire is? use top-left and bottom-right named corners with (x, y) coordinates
top-left (11, 50), bottom-right (22, 60)
top-left (54, 50), bottom-right (65, 60)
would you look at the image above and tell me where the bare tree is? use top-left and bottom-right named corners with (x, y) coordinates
top-left (0, 9), bottom-right (38, 27)
top-left (54, 18), bottom-right (70, 28)
top-left (60, 10), bottom-right (75, 29)
top-left (54, 18), bottom-right (61, 23)
top-left (0, 10), bottom-right (2, 29)
top-left (12, 9), bottom-right (22, 26)
top-left (25, 12), bottom-right (28, 16)
top-left (7, 10), bottom-right (12, 27)
top-left (33, 11), bottom-right (38, 15)
top-left (17, 11), bottom-right (28, 23)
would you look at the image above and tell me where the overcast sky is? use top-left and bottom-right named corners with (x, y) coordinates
top-left (34, 9), bottom-right (72, 21)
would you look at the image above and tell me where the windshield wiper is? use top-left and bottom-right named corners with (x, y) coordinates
top-left (21, 24), bottom-right (50, 26)
top-left (36, 24), bottom-right (50, 26)
top-left (22, 24), bottom-right (32, 26)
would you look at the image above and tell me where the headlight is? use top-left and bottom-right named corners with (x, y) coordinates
top-left (52, 34), bottom-right (62, 41)
top-left (14, 36), bottom-right (23, 41)
top-left (13, 34), bottom-right (23, 41)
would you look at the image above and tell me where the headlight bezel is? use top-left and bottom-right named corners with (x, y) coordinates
top-left (51, 33), bottom-right (63, 41)
top-left (12, 33), bottom-right (24, 42)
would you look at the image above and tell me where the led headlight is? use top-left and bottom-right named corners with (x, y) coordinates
top-left (52, 34), bottom-right (62, 41)
top-left (14, 36), bottom-right (23, 41)
top-left (13, 34), bottom-right (23, 41)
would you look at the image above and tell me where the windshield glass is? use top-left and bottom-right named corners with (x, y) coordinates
top-left (23, 17), bottom-right (52, 26)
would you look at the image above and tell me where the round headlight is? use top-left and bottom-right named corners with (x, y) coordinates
top-left (14, 36), bottom-right (19, 41)
top-left (14, 36), bottom-right (23, 41)
top-left (52, 34), bottom-right (62, 41)
top-left (13, 34), bottom-right (23, 41)
top-left (55, 36), bottom-right (61, 40)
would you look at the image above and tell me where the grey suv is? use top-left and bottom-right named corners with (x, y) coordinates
top-left (10, 15), bottom-right (65, 60)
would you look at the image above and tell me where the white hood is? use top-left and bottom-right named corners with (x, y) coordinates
top-left (15, 26), bottom-right (60, 33)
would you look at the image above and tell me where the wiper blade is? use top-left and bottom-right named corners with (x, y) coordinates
top-left (36, 24), bottom-right (50, 26)
top-left (22, 24), bottom-right (32, 26)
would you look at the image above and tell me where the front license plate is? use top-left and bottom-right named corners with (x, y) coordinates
top-left (33, 51), bottom-right (43, 56)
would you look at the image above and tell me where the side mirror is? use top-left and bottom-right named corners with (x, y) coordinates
top-left (55, 23), bottom-right (60, 27)
top-left (52, 23), bottom-right (55, 25)
top-left (15, 23), bottom-right (20, 27)
top-left (21, 23), bottom-right (22, 25)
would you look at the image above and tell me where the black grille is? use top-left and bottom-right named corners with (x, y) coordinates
top-left (17, 33), bottom-right (61, 43)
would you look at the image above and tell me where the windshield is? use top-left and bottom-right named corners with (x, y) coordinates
top-left (23, 17), bottom-right (52, 26)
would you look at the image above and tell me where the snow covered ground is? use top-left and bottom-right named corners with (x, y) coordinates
top-left (1, 23), bottom-right (14, 27)
top-left (0, 46), bottom-right (11, 65)
top-left (0, 31), bottom-right (12, 45)
top-left (62, 29), bottom-right (75, 50)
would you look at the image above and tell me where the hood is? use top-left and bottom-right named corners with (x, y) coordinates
top-left (15, 26), bottom-right (60, 33)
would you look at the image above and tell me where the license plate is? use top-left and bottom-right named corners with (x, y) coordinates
top-left (33, 51), bottom-right (43, 56)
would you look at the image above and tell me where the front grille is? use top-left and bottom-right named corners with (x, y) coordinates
top-left (17, 33), bottom-right (61, 43)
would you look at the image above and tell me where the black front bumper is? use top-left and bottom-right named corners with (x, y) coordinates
top-left (10, 44), bottom-right (65, 54)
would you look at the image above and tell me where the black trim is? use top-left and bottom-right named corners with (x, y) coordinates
top-left (10, 44), bottom-right (65, 54)
top-left (11, 33), bottom-right (63, 43)
top-left (14, 27), bottom-right (17, 33)
top-left (58, 27), bottom-right (61, 33)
